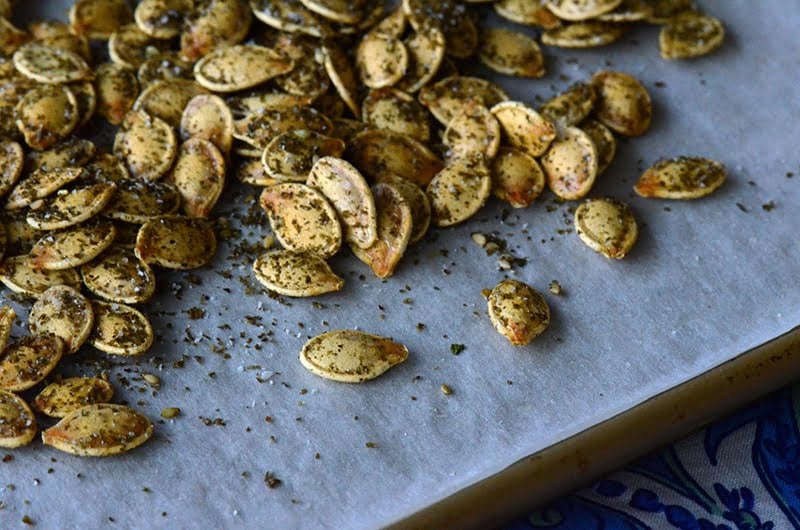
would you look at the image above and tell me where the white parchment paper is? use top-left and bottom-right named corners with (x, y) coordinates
top-left (2, 1), bottom-right (799, 528)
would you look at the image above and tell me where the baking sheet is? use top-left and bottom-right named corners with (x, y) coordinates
top-left (2, 1), bottom-right (799, 528)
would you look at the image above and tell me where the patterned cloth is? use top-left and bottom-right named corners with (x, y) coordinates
top-left (504, 384), bottom-right (800, 529)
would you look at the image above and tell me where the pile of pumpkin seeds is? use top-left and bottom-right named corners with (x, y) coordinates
top-left (0, 0), bottom-right (728, 452)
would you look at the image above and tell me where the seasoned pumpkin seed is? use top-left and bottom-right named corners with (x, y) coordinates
top-left (592, 70), bottom-right (652, 136)
top-left (597, 0), bottom-right (652, 22)
top-left (0, 306), bottom-right (15, 352)
top-left (134, 0), bottom-right (193, 39)
top-left (26, 182), bottom-right (117, 231)
top-left (0, 334), bottom-right (64, 392)
top-left (479, 28), bottom-right (545, 78)
top-left (660, 13), bottom-right (724, 60)
top-left (226, 92), bottom-right (311, 118)
top-left (396, 25), bottom-right (445, 93)
top-left (5, 167), bottom-right (85, 211)
top-left (351, 181), bottom-right (412, 278)
top-left (13, 41), bottom-right (92, 84)
top-left (487, 279), bottom-right (550, 346)
top-left (103, 178), bottom-right (181, 223)
top-left (84, 152), bottom-right (130, 184)
top-left (0, 254), bottom-right (81, 296)
top-left (253, 249), bottom-right (344, 297)
top-left (541, 21), bottom-right (625, 48)
top-left (645, 0), bottom-right (696, 25)
top-left (32, 377), bottom-right (114, 418)
top-left (574, 197), bottom-right (638, 259)
top-left (321, 41), bottom-right (360, 117)
top-left (443, 101), bottom-right (501, 160)
top-left (89, 300), bottom-right (153, 356)
top-left (299, 329), bottom-right (408, 383)
top-left (25, 138), bottom-right (96, 173)
top-left (134, 79), bottom-right (208, 129)
top-left (95, 62), bottom-right (139, 126)
top-left (194, 44), bottom-right (294, 93)
top-left (108, 23), bottom-right (168, 69)
top-left (427, 155), bottom-right (491, 227)
top-left (349, 129), bottom-right (444, 187)
top-left (419, 76), bottom-right (509, 126)
top-left (113, 110), bottom-right (177, 180)
top-left (169, 138), bottom-right (225, 218)
top-left (494, 0), bottom-right (561, 28)
top-left (81, 245), bottom-right (156, 304)
top-left (42, 403), bottom-right (153, 456)
top-left (250, 0), bottom-right (331, 38)
top-left (375, 173), bottom-right (431, 243)
top-left (70, 0), bottom-right (133, 40)
top-left (541, 126), bottom-right (598, 200)
top-left (69, 81), bottom-right (97, 129)
top-left (15, 84), bottom-right (80, 151)
top-left (233, 106), bottom-right (332, 151)
top-left (539, 82), bottom-right (597, 127)
top-left (179, 0), bottom-right (252, 62)
top-left (581, 119), bottom-right (616, 174)
top-left (3, 214), bottom-right (44, 255)
top-left (491, 101), bottom-right (557, 158)
top-left (259, 182), bottom-right (342, 258)
top-left (329, 118), bottom-right (368, 142)
top-left (546, 0), bottom-right (622, 21)
top-left (373, 7), bottom-right (406, 38)
top-left (299, 0), bottom-right (362, 24)
top-left (0, 17), bottom-right (27, 57)
top-left (30, 219), bottom-right (117, 271)
top-left (136, 52), bottom-right (193, 86)
top-left (490, 147), bottom-right (545, 208)
top-left (28, 285), bottom-right (94, 354)
top-left (634, 156), bottom-right (725, 199)
top-left (362, 88), bottom-right (431, 142)
top-left (0, 140), bottom-right (23, 198)
top-left (356, 33), bottom-right (408, 89)
top-left (235, 158), bottom-right (278, 187)
top-left (0, 390), bottom-right (37, 448)
top-left (307, 156), bottom-right (377, 249)
top-left (262, 130), bottom-right (345, 182)
top-left (135, 215), bottom-right (216, 269)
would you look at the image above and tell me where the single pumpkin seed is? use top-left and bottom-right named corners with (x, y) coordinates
top-left (103, 178), bottom-right (182, 223)
top-left (0, 140), bottom-right (23, 198)
top-left (26, 182), bottom-right (117, 231)
top-left (574, 197), bottom-right (638, 259)
top-left (253, 249), bottom-right (344, 297)
top-left (546, 0), bottom-right (622, 21)
top-left (490, 146), bottom-right (545, 208)
top-left (356, 33), bottom-right (408, 89)
top-left (89, 300), bottom-right (154, 356)
top-left (541, 126), bottom-right (598, 200)
top-left (135, 215), bottom-right (216, 269)
top-left (375, 173), bottom-right (431, 243)
top-left (262, 130), bottom-right (345, 182)
top-left (300, 329), bottom-right (408, 383)
top-left (541, 21), bottom-right (625, 48)
top-left (41, 403), bottom-right (153, 456)
top-left (645, 0), bottom-right (697, 25)
top-left (275, 51), bottom-right (329, 101)
top-left (69, 0), bottom-right (133, 40)
top-left (250, 0), bottom-right (331, 38)
top-left (259, 182), bottom-right (342, 258)
top-left (634, 156), bottom-right (725, 199)
top-left (299, 0), bottom-right (362, 24)
top-left (108, 23), bottom-right (169, 70)
top-left (0, 390), bottom-right (37, 448)
top-left (0, 17), bottom-right (28, 57)
top-left (349, 129), bottom-right (444, 187)
top-left (194, 44), bottom-right (294, 93)
top-left (30, 219), bottom-right (117, 270)
top-left (660, 13), bottom-right (724, 60)
top-left (494, 0), bottom-right (561, 28)
top-left (396, 25), bottom-right (445, 93)
top-left (0, 334), bottom-right (65, 392)
top-left (0, 306), bottom-right (15, 351)
top-left (84, 152), bottom-right (130, 184)
top-left (81, 245), bottom-right (156, 304)
top-left (478, 28), bottom-right (545, 78)
top-left (25, 138), bottom-right (96, 173)
top-left (134, 79), bottom-right (208, 129)
top-left (5, 167), bottom-right (85, 211)
top-left (373, 7), bottom-right (406, 38)
top-left (0, 254), bottom-right (81, 296)
top-left (581, 119), bottom-right (616, 174)
top-left (491, 101), bottom-right (557, 158)
top-left (13, 41), bottom-right (92, 84)
top-left (329, 118), bottom-right (368, 142)
top-left (179, 0), bottom-right (252, 62)
top-left (539, 82), bottom-right (597, 127)
top-left (136, 52), bottom-right (194, 86)
top-left (69, 80), bottom-right (97, 129)
top-left (113, 110), bottom-right (177, 180)
top-left (169, 138), bottom-right (226, 218)
top-left (597, 0), bottom-right (652, 22)
top-left (235, 158), bottom-right (278, 187)
top-left (443, 101), bottom-right (501, 160)
top-left (32, 377), bottom-right (114, 419)
top-left (362, 88), bottom-right (431, 142)
top-left (233, 106), bottom-right (332, 151)
top-left (427, 155), bottom-right (492, 227)
top-left (28, 285), bottom-right (94, 354)
top-left (226, 91), bottom-right (312, 118)
top-left (15, 84), bottom-right (80, 151)
top-left (487, 279), bottom-right (550, 346)
top-left (591, 70), bottom-right (652, 136)
top-left (3, 214), bottom-right (45, 255)
top-left (419, 76), bottom-right (509, 126)
top-left (95, 62), bottom-right (139, 125)
top-left (134, 0), bottom-right (193, 39)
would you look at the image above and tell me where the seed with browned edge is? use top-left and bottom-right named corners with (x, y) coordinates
top-left (634, 156), bottom-right (726, 199)
top-left (29, 285), bottom-right (95, 354)
top-left (0, 390), bottom-right (37, 448)
top-left (253, 250), bottom-right (344, 297)
top-left (89, 299), bottom-right (154, 356)
top-left (81, 245), bottom-right (156, 304)
top-left (33, 377), bottom-right (114, 418)
top-left (0, 335), bottom-right (65, 392)
top-left (135, 215), bottom-right (217, 270)
top-left (42, 403), bottom-right (153, 456)
top-left (574, 197), bottom-right (638, 259)
top-left (487, 279), bottom-right (550, 346)
top-left (300, 329), bottom-right (408, 383)
top-left (592, 70), bottom-right (652, 137)
top-left (427, 155), bottom-right (492, 227)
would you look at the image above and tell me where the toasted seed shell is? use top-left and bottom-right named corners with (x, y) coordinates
top-left (349, 129), bottom-right (444, 187)
top-left (194, 44), bottom-right (294, 93)
top-left (351, 181), bottom-right (412, 278)
top-left (32, 377), bottom-right (114, 419)
top-left (250, 0), bottom-right (331, 38)
top-left (300, 329), bottom-right (408, 383)
top-left (634, 156), bottom-right (725, 199)
top-left (592, 70), bottom-right (652, 136)
top-left (253, 250), bottom-right (343, 297)
top-left (491, 101), bottom-right (557, 158)
top-left (419, 76), bottom-right (509, 126)
top-left (645, 0), bottom-right (696, 25)
top-left (490, 147), bottom-right (545, 208)
top-left (541, 21), bottom-right (624, 48)
top-left (263, 130), bottom-right (345, 182)
top-left (299, 0), bottom-right (361, 23)
top-left (135, 215), bottom-right (216, 269)
top-left (539, 82), bottom-right (597, 127)
top-left (0, 17), bottom-right (28, 57)
top-left (0, 390), bottom-right (37, 448)
top-left (28, 285), bottom-right (94, 354)
top-left (321, 42), bottom-right (360, 117)
top-left (137, 52), bottom-right (193, 86)
top-left (427, 155), bottom-right (492, 227)
top-left (581, 119), bottom-right (616, 174)
top-left (574, 197), bottom-right (638, 259)
top-left (108, 23), bottom-right (168, 69)
top-left (0, 254), bottom-right (81, 297)
top-left (546, 0), bottom-right (622, 21)
top-left (70, 0), bottom-right (133, 40)
top-left (179, 0), bottom-right (252, 62)
top-left (30, 219), bottom-right (117, 270)
top-left (362, 88), bottom-right (431, 142)
top-left (5, 167), bottom-right (85, 211)
top-left (0, 334), bottom-right (64, 392)
top-left (235, 158), bottom-right (278, 187)
top-left (95, 62), bottom-right (139, 126)
top-left (134, 79), bottom-right (208, 129)
top-left (0, 306), bottom-right (14, 352)
top-left (233, 106), bottom-right (332, 151)
top-left (375, 173), bottom-right (431, 243)
top-left (226, 92), bottom-right (311, 118)
top-left (541, 126), bottom-right (598, 200)
top-left (180, 94), bottom-right (234, 155)
top-left (307, 157), bottom-right (377, 249)
top-left (396, 25), bottom-right (445, 93)
top-left (356, 34), bottom-right (408, 89)
top-left (104, 178), bottom-right (181, 223)
top-left (660, 13), bottom-right (724, 60)
top-left (0, 140), bottom-right (23, 198)
top-left (26, 138), bottom-right (96, 173)
top-left (3, 214), bottom-right (45, 255)
top-left (134, 0), bottom-right (193, 39)
top-left (259, 183), bottom-right (342, 258)
top-left (487, 279), bottom-right (549, 346)
top-left (26, 182), bottom-right (117, 231)
top-left (16, 84), bottom-right (80, 151)
top-left (597, 0), bottom-right (652, 22)
top-left (113, 110), bottom-right (177, 181)
top-left (13, 41), bottom-right (92, 84)
top-left (478, 28), bottom-right (545, 78)
top-left (494, 0), bottom-right (561, 28)
top-left (42, 403), bottom-right (153, 456)
top-left (84, 153), bottom-right (130, 184)
top-left (81, 245), bottom-right (156, 304)
top-left (169, 138), bottom-right (225, 218)
top-left (443, 101), bottom-right (501, 160)
top-left (89, 300), bottom-right (153, 356)
top-left (69, 81), bottom-right (97, 128)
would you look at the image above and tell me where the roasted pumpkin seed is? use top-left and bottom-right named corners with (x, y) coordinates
top-left (25, 138), bottom-right (96, 173)
top-left (546, 0), bottom-right (622, 21)
top-left (321, 41), bottom-right (360, 117)
top-left (645, 0), bottom-right (697, 25)
top-left (89, 300), bottom-right (154, 356)
top-left (0, 334), bottom-right (64, 392)
top-left (300, 329), bottom-right (408, 383)
top-left (28, 285), bottom-right (94, 354)
top-left (592, 70), bottom-right (652, 136)
top-left (362, 88), bottom-right (431, 142)
top-left (179, 0), bottom-right (252, 62)
top-left (299, 0), bottom-right (362, 24)
top-left (262, 130), bottom-right (345, 182)
top-left (581, 119), bottom-right (616, 174)
top-left (259, 182), bottom-right (342, 258)
top-left (253, 249), bottom-right (344, 297)
top-left (634, 156), bottom-right (725, 199)
top-left (491, 101), bottom-right (557, 158)
top-left (103, 178), bottom-right (181, 223)
top-left (5, 167), bottom-right (85, 211)
top-left (134, 0), bottom-right (193, 39)
top-left (69, 80), bottom-right (97, 129)
top-left (419, 76), bottom-right (509, 126)
top-left (539, 82), bottom-right (597, 127)
top-left (0, 140), bottom-right (23, 198)
top-left (494, 0), bottom-right (561, 28)
top-left (169, 138), bottom-right (226, 218)
top-left (226, 91), bottom-right (311, 118)
top-left (356, 33), bottom-right (408, 89)
top-left (233, 106), bottom-right (332, 151)
top-left (396, 25), bottom-right (445, 93)
top-left (427, 155), bottom-right (491, 227)
top-left (0, 390), bottom-right (37, 448)
top-left (136, 52), bottom-right (193, 86)
top-left (3, 214), bottom-right (44, 255)
top-left (574, 197), bottom-right (638, 259)
top-left (0, 306), bottom-right (15, 352)
top-left (113, 110), bottom-right (177, 180)
top-left (235, 158), bottom-right (278, 187)
top-left (660, 13), bottom-right (724, 60)
top-left (0, 254), bottom-right (81, 296)
top-left (349, 129), bottom-right (444, 187)
top-left (32, 377), bottom-right (114, 419)
top-left (69, 0), bottom-right (133, 40)
top-left (541, 126), bottom-right (598, 200)
top-left (95, 62), bottom-right (139, 125)
top-left (373, 7), bottom-right (406, 38)
top-left (0, 17), bottom-right (27, 57)
top-left (443, 101), bottom-right (501, 160)
top-left (42, 403), bottom-right (153, 456)
top-left (81, 245), bottom-right (156, 304)
top-left (597, 0), bottom-right (652, 22)
top-left (15, 84), bottom-right (80, 151)
top-left (490, 147), bottom-right (545, 208)
top-left (134, 79), bottom-right (208, 129)
top-left (135, 215), bottom-right (216, 269)
top-left (375, 173), bottom-right (431, 243)
top-left (108, 23), bottom-right (168, 69)
top-left (84, 152), bottom-right (130, 184)
top-left (13, 41), bottom-right (92, 84)
top-left (30, 219), bottom-right (117, 271)
top-left (26, 182), bottom-right (117, 231)
top-left (541, 21), bottom-right (625, 48)
top-left (194, 44), bottom-right (294, 93)
top-left (487, 279), bottom-right (549, 346)
top-left (479, 28), bottom-right (545, 78)
top-left (250, 0), bottom-right (331, 38)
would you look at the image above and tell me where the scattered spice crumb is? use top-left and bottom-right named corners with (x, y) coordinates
top-left (264, 472), bottom-right (281, 489)
top-left (762, 201), bottom-right (775, 211)
top-left (450, 343), bottom-right (465, 355)
top-left (365, 442), bottom-right (377, 449)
